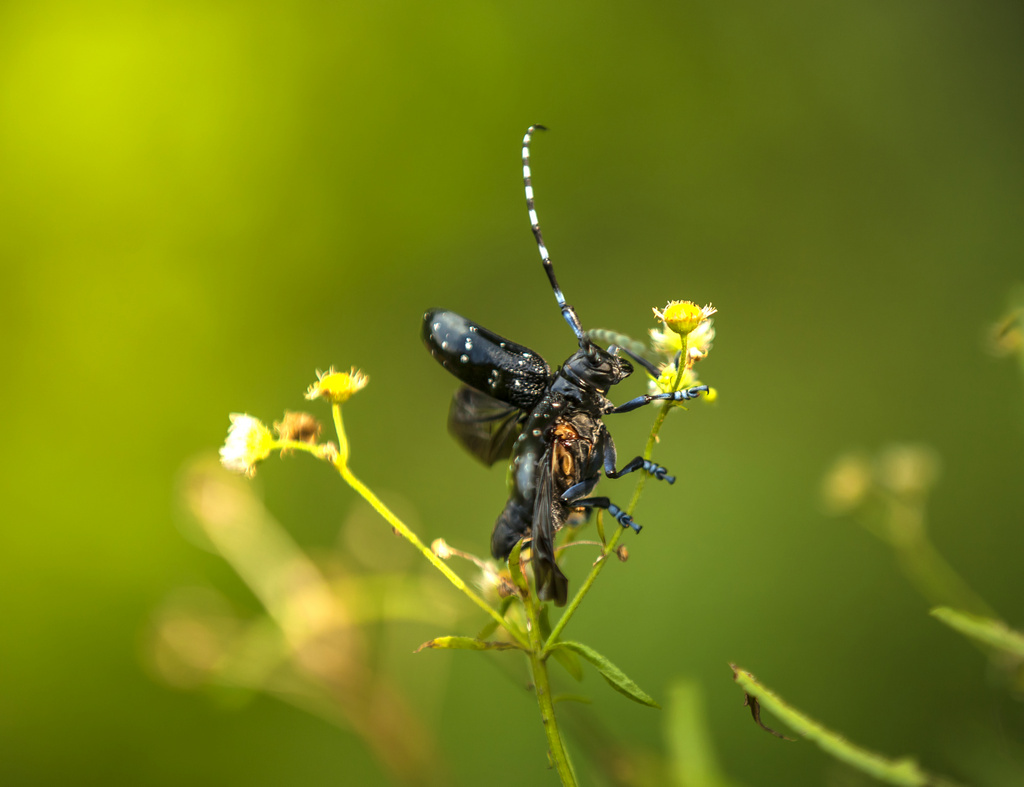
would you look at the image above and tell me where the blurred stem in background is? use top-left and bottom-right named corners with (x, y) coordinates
top-left (153, 458), bottom-right (451, 787)
top-left (821, 443), bottom-right (994, 619)
top-left (820, 293), bottom-right (1024, 687)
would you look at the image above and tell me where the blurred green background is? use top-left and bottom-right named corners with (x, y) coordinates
top-left (2, 1), bottom-right (1023, 784)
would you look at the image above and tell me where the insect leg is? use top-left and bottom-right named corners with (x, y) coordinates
top-left (598, 427), bottom-right (675, 483)
top-left (561, 475), bottom-right (601, 503)
top-left (609, 385), bottom-right (710, 414)
top-left (605, 456), bottom-right (675, 484)
top-left (572, 497), bottom-right (641, 533)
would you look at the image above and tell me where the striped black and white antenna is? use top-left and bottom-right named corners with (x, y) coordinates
top-left (522, 125), bottom-right (587, 344)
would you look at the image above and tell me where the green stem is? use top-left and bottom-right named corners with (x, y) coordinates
top-left (330, 404), bottom-right (527, 649)
top-left (896, 534), bottom-right (996, 619)
top-left (524, 581), bottom-right (577, 785)
top-left (272, 438), bottom-right (328, 457)
top-left (862, 492), bottom-right (997, 620)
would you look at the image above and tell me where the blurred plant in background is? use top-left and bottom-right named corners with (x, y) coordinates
top-left (821, 432), bottom-right (1024, 690)
top-left (988, 286), bottom-right (1024, 389)
top-left (746, 295), bottom-right (1024, 784)
top-left (150, 454), bottom-right (453, 787)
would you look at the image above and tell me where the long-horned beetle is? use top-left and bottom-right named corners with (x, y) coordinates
top-left (423, 126), bottom-right (708, 605)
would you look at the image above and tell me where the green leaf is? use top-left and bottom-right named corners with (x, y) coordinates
top-left (931, 607), bottom-right (1024, 658)
top-left (541, 607), bottom-right (583, 680)
top-left (538, 603), bottom-right (553, 639)
top-left (553, 641), bottom-right (660, 707)
top-left (507, 537), bottom-right (529, 595)
top-left (551, 643), bottom-right (584, 682)
top-left (415, 636), bottom-right (521, 653)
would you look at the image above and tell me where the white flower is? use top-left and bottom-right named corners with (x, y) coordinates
top-left (219, 414), bottom-right (274, 477)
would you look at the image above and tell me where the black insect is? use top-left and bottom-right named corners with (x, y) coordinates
top-left (422, 126), bottom-right (708, 605)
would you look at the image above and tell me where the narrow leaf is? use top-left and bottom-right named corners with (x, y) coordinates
top-left (731, 665), bottom-right (962, 787)
top-left (415, 636), bottom-right (521, 653)
top-left (931, 607), bottom-right (1024, 658)
top-left (554, 641), bottom-right (660, 708)
top-left (551, 643), bottom-right (584, 682)
top-left (508, 538), bottom-right (529, 594)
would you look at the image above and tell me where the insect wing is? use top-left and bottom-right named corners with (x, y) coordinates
top-left (531, 446), bottom-right (569, 606)
top-left (447, 385), bottom-right (524, 466)
top-left (422, 309), bottom-right (550, 409)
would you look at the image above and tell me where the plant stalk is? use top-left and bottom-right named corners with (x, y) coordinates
top-left (331, 403), bottom-right (527, 649)
top-left (524, 584), bottom-right (578, 786)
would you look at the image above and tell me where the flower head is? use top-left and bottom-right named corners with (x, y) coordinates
top-left (685, 317), bottom-right (715, 359)
top-left (274, 411), bottom-right (322, 444)
top-left (431, 538), bottom-right (454, 560)
top-left (219, 414), bottom-right (274, 477)
top-left (305, 366), bottom-right (368, 404)
top-left (877, 444), bottom-right (941, 499)
top-left (649, 325), bottom-right (684, 358)
top-left (653, 300), bottom-right (717, 337)
top-left (650, 301), bottom-right (716, 371)
top-left (820, 452), bottom-right (872, 515)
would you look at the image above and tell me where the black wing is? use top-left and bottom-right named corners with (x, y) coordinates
top-left (447, 385), bottom-right (525, 466)
top-left (423, 310), bottom-right (550, 409)
top-left (531, 445), bottom-right (569, 606)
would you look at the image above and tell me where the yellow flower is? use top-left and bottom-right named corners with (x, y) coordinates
top-left (305, 366), bottom-right (369, 404)
top-left (686, 317), bottom-right (715, 358)
top-left (653, 300), bottom-right (717, 337)
top-left (649, 326), bottom-right (683, 358)
top-left (219, 414), bottom-right (274, 477)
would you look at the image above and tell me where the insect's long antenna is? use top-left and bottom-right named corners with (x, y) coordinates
top-left (523, 125), bottom-right (586, 343)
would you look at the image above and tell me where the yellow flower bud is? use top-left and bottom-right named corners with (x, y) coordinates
top-left (305, 366), bottom-right (368, 404)
top-left (653, 301), bottom-right (717, 337)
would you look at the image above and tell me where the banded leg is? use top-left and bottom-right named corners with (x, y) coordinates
top-left (573, 497), bottom-right (641, 533)
top-left (600, 432), bottom-right (675, 483)
top-left (605, 455), bottom-right (675, 484)
top-left (610, 385), bottom-right (709, 414)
